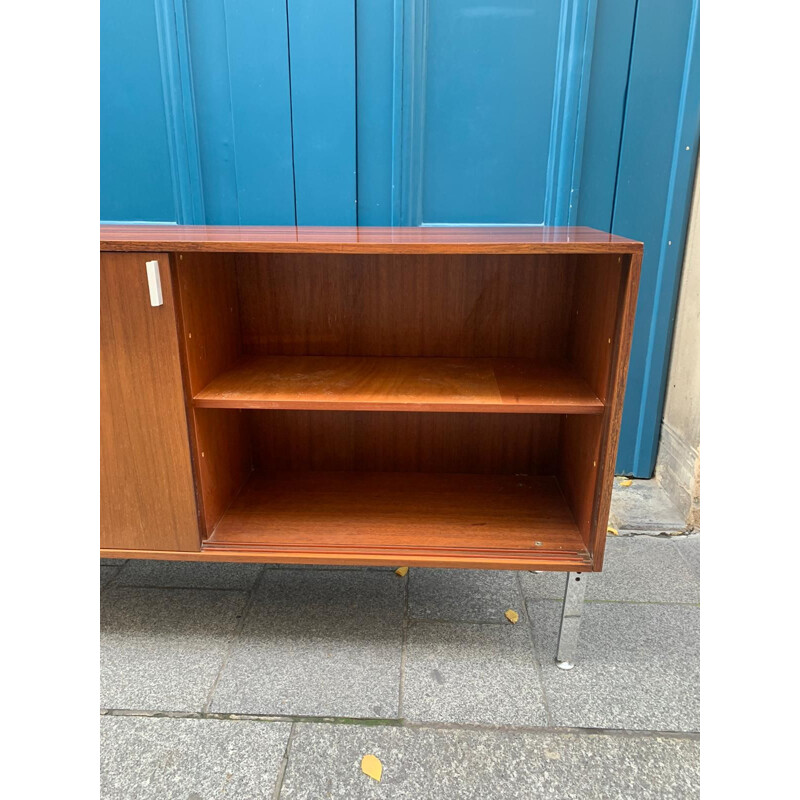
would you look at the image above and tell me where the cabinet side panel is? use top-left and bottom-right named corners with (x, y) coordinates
top-left (560, 255), bottom-right (641, 567)
top-left (236, 253), bottom-right (575, 359)
top-left (568, 254), bottom-right (624, 401)
top-left (100, 252), bottom-right (200, 551)
top-left (558, 415), bottom-right (603, 549)
top-left (174, 252), bottom-right (242, 394)
top-left (590, 255), bottom-right (642, 568)
top-left (192, 408), bottom-right (252, 536)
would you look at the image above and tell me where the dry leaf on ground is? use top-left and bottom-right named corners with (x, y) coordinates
top-left (361, 754), bottom-right (383, 782)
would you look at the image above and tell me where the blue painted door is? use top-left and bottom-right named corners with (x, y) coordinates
top-left (100, 0), bottom-right (699, 476)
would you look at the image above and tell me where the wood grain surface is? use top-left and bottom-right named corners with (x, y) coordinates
top-left (102, 224), bottom-right (643, 255)
top-left (205, 471), bottom-right (589, 562)
top-left (100, 252), bottom-right (200, 551)
top-left (193, 355), bottom-right (603, 413)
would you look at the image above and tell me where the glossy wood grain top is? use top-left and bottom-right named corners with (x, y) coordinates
top-left (193, 355), bottom-right (603, 414)
top-left (101, 225), bottom-right (642, 254)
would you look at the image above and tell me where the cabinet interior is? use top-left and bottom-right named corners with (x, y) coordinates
top-left (174, 251), bottom-right (627, 569)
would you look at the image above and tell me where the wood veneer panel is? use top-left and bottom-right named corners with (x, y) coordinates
top-left (194, 355), bottom-right (603, 414)
top-left (192, 408), bottom-right (251, 536)
top-left (588, 254), bottom-right (642, 568)
top-left (101, 224), bottom-right (644, 255)
top-left (248, 410), bottom-right (560, 475)
top-left (558, 414), bottom-right (603, 547)
top-left (206, 472), bottom-right (588, 560)
top-left (100, 252), bottom-right (200, 552)
top-left (236, 253), bottom-right (575, 359)
top-left (100, 547), bottom-right (592, 571)
top-left (174, 252), bottom-right (242, 395)
top-left (568, 254), bottom-right (625, 402)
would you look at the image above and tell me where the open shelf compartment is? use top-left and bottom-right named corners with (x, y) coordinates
top-left (174, 249), bottom-right (633, 570)
top-left (204, 471), bottom-right (591, 568)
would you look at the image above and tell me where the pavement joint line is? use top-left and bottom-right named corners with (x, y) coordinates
top-left (271, 566), bottom-right (390, 571)
top-left (406, 616), bottom-right (522, 625)
top-left (271, 721), bottom-right (295, 800)
top-left (669, 535), bottom-right (700, 575)
top-left (200, 565), bottom-right (269, 714)
top-left (101, 709), bottom-right (403, 727)
top-left (531, 597), bottom-right (700, 606)
top-left (397, 568), bottom-right (410, 718)
top-left (103, 584), bottom-right (257, 592)
top-left (99, 709), bottom-right (699, 740)
top-left (100, 564), bottom-right (125, 594)
top-left (517, 570), bottom-right (554, 727)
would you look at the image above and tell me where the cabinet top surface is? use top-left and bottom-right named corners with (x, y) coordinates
top-left (101, 225), bottom-right (642, 255)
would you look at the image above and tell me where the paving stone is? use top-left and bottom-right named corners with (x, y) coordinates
top-left (530, 600), bottom-right (700, 732)
top-left (101, 566), bottom-right (120, 588)
top-left (101, 587), bottom-right (247, 712)
top-left (408, 568), bottom-right (521, 623)
top-left (280, 723), bottom-right (700, 800)
top-left (116, 559), bottom-right (263, 590)
top-left (610, 478), bottom-right (686, 533)
top-left (402, 620), bottom-right (547, 726)
top-left (100, 715), bottom-right (290, 799)
top-left (521, 536), bottom-right (700, 604)
top-left (672, 535), bottom-right (700, 575)
top-left (210, 569), bottom-right (404, 718)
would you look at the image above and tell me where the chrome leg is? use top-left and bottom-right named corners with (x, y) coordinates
top-left (556, 572), bottom-right (587, 670)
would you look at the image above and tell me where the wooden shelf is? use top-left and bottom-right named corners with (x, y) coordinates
top-left (204, 471), bottom-right (591, 569)
top-left (193, 356), bottom-right (603, 414)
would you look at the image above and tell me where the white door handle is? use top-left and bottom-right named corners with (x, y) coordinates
top-left (145, 260), bottom-right (163, 307)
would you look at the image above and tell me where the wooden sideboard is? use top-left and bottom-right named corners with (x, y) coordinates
top-left (101, 225), bottom-right (641, 574)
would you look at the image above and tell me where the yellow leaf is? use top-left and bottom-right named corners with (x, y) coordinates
top-left (607, 525), bottom-right (619, 536)
top-left (505, 609), bottom-right (519, 624)
top-left (620, 478), bottom-right (633, 487)
top-left (394, 566), bottom-right (409, 577)
top-left (361, 754), bottom-right (383, 782)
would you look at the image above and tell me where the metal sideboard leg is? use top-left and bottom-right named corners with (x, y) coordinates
top-left (556, 571), bottom-right (587, 670)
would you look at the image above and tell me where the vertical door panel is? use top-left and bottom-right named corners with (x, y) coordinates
top-left (186, 0), bottom-right (296, 224)
top-left (612, 0), bottom-right (699, 476)
top-left (389, 0), bottom-right (597, 226)
top-left (576, 0), bottom-right (638, 231)
top-left (422, 0), bottom-right (561, 224)
top-left (100, 1), bottom-right (176, 221)
top-left (355, 0), bottom-right (395, 225)
top-left (101, 253), bottom-right (200, 551)
top-left (287, 0), bottom-right (357, 225)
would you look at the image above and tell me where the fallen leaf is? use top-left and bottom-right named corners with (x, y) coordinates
top-left (607, 525), bottom-right (619, 536)
top-left (394, 566), bottom-right (409, 577)
top-left (620, 478), bottom-right (633, 487)
top-left (505, 609), bottom-right (519, 624)
top-left (361, 754), bottom-right (383, 782)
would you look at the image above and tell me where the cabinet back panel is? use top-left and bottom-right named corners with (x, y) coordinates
top-left (247, 410), bottom-right (560, 475)
top-left (235, 254), bottom-right (575, 358)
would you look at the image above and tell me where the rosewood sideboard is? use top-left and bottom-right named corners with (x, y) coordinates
top-left (100, 225), bottom-right (641, 667)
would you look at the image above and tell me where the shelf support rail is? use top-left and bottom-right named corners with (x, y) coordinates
top-left (556, 571), bottom-right (587, 669)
